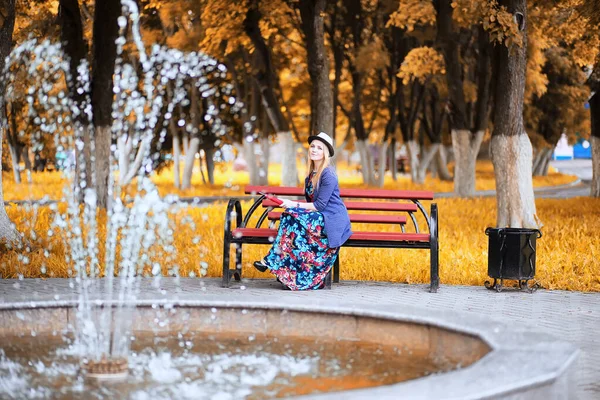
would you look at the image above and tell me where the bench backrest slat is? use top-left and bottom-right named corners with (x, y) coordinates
top-left (267, 212), bottom-right (407, 224)
top-left (245, 185), bottom-right (434, 201)
top-left (261, 199), bottom-right (418, 212)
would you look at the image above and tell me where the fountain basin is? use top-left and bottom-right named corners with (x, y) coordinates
top-left (0, 299), bottom-right (578, 399)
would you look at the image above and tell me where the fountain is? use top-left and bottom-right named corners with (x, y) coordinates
top-left (0, 1), bottom-right (578, 399)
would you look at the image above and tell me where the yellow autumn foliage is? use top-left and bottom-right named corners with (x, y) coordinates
top-left (2, 195), bottom-right (599, 292)
top-left (397, 47), bottom-right (445, 84)
top-left (2, 161), bottom-right (595, 292)
top-left (1, 160), bottom-right (577, 203)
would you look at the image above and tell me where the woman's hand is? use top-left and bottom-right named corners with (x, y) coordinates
top-left (280, 199), bottom-right (296, 209)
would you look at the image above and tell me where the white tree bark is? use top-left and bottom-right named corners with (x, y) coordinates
top-left (435, 145), bottom-right (453, 181)
top-left (172, 133), bottom-right (181, 189)
top-left (452, 129), bottom-right (484, 196)
top-left (8, 144), bottom-right (21, 184)
top-left (592, 136), bottom-right (600, 197)
top-left (95, 125), bottom-right (112, 209)
top-left (0, 125), bottom-right (18, 242)
top-left (415, 143), bottom-right (441, 184)
top-left (490, 134), bottom-right (540, 228)
top-left (406, 140), bottom-right (420, 183)
top-left (117, 134), bottom-right (150, 186)
top-left (356, 139), bottom-right (374, 186)
top-left (182, 135), bottom-right (189, 157)
top-left (259, 136), bottom-right (270, 185)
top-left (278, 131), bottom-right (298, 186)
top-left (242, 139), bottom-right (259, 185)
top-left (374, 141), bottom-right (389, 187)
top-left (182, 137), bottom-right (200, 189)
top-left (532, 148), bottom-right (552, 176)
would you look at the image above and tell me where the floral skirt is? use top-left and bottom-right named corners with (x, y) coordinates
top-left (263, 208), bottom-right (339, 290)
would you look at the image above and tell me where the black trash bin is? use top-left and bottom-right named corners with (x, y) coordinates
top-left (484, 227), bottom-right (542, 292)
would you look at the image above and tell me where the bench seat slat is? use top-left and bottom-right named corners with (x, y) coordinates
top-left (267, 212), bottom-right (407, 224)
top-left (262, 199), bottom-right (418, 212)
top-left (246, 185), bottom-right (434, 200)
top-left (231, 228), bottom-right (429, 242)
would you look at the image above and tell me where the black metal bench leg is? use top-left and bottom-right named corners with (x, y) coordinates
top-left (233, 244), bottom-right (242, 281)
top-left (333, 254), bottom-right (340, 283)
top-left (429, 203), bottom-right (439, 293)
top-left (222, 237), bottom-right (231, 288)
top-left (325, 269), bottom-right (332, 289)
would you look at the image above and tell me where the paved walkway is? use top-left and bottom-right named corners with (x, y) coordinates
top-left (1, 278), bottom-right (599, 399)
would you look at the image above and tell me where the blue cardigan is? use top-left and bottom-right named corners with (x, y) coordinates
top-left (305, 167), bottom-right (352, 248)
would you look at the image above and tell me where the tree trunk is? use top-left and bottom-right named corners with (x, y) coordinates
top-left (278, 131), bottom-right (298, 186)
top-left (182, 137), bottom-right (200, 189)
top-left (243, 140), bottom-right (259, 185)
top-left (452, 129), bottom-right (484, 195)
top-left (389, 138), bottom-right (397, 181)
top-left (8, 143), bottom-right (20, 184)
top-left (435, 0), bottom-right (491, 196)
top-left (6, 103), bottom-right (21, 183)
top-left (182, 135), bottom-right (189, 157)
top-left (416, 143), bottom-right (441, 184)
top-left (406, 140), bottom-right (420, 182)
top-left (435, 145), bottom-right (453, 181)
top-left (491, 0), bottom-right (539, 228)
top-left (374, 141), bottom-right (389, 187)
top-left (590, 90), bottom-right (600, 197)
top-left (244, 5), bottom-right (297, 186)
top-left (59, 0), bottom-right (92, 201)
top-left (298, 0), bottom-right (334, 136)
top-left (259, 135), bottom-right (270, 185)
top-left (204, 147), bottom-right (215, 185)
top-left (91, 0), bottom-right (120, 209)
top-left (355, 140), bottom-right (374, 186)
top-left (0, 0), bottom-right (18, 242)
top-left (171, 120), bottom-right (181, 189)
top-left (532, 147), bottom-right (552, 176)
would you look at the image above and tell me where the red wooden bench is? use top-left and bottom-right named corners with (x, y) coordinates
top-left (222, 186), bottom-right (439, 292)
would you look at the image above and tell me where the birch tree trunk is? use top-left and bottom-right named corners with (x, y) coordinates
top-left (415, 143), bottom-right (441, 184)
top-left (242, 140), bottom-right (259, 185)
top-left (374, 141), bottom-right (389, 187)
top-left (435, 1), bottom-right (492, 196)
top-left (0, 0), bottom-right (18, 242)
top-left (435, 145), bottom-right (453, 181)
top-left (452, 129), bottom-right (484, 195)
top-left (491, 0), bottom-right (539, 228)
top-left (590, 90), bottom-right (600, 197)
top-left (182, 137), bottom-right (200, 189)
top-left (8, 142), bottom-right (21, 184)
top-left (406, 140), bottom-right (420, 182)
top-left (171, 121), bottom-right (181, 189)
top-left (532, 148), bottom-right (552, 176)
top-left (355, 140), bottom-right (374, 186)
top-left (259, 136), bottom-right (270, 185)
top-left (278, 131), bottom-right (298, 186)
top-left (244, 5), bottom-right (297, 186)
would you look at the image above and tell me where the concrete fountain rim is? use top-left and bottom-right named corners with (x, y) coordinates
top-left (0, 297), bottom-right (578, 400)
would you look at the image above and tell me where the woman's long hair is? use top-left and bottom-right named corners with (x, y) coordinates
top-left (306, 146), bottom-right (331, 190)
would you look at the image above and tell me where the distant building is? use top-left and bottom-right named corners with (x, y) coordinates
top-left (553, 133), bottom-right (592, 160)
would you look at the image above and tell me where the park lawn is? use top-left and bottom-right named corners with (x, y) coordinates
top-left (2, 196), bottom-right (599, 292)
top-left (2, 159), bottom-right (578, 202)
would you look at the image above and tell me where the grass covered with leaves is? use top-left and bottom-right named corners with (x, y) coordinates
top-left (2, 160), bottom-right (577, 202)
top-left (2, 162), bottom-right (596, 291)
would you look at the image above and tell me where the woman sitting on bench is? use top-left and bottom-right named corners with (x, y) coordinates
top-left (253, 132), bottom-right (352, 290)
